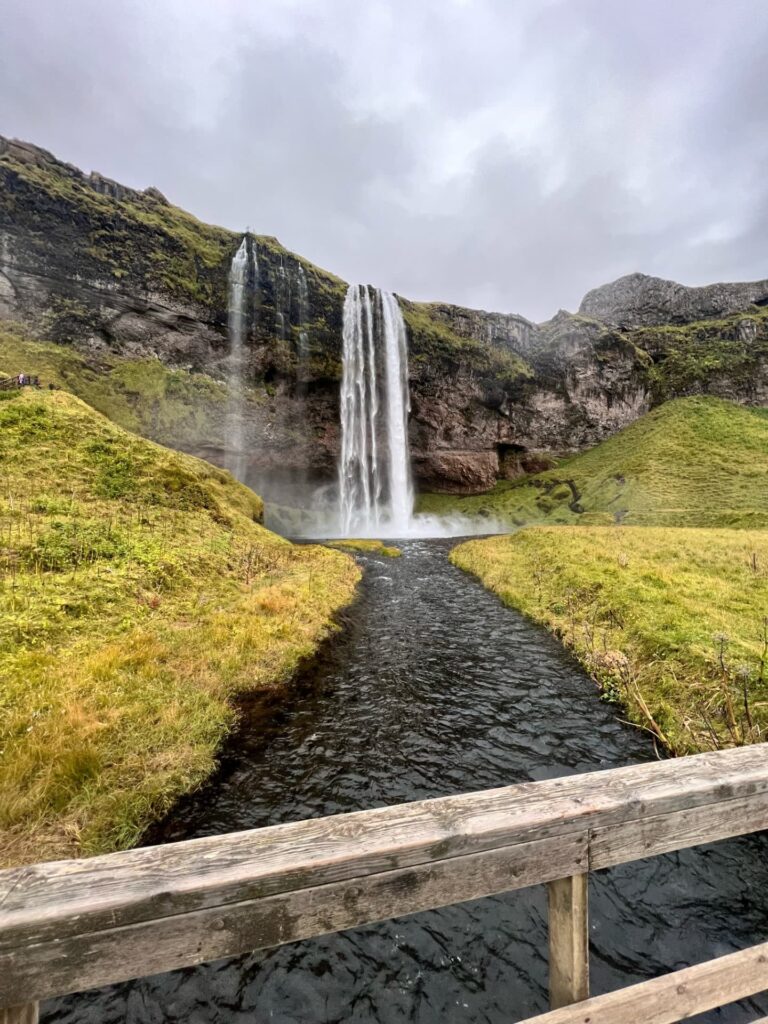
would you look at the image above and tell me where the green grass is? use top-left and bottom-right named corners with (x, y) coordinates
top-left (326, 539), bottom-right (402, 557)
top-left (0, 389), bottom-right (359, 866)
top-left (452, 527), bottom-right (768, 755)
top-left (418, 397), bottom-right (768, 529)
top-left (0, 327), bottom-right (238, 450)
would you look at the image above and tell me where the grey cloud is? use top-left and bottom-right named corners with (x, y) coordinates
top-left (1, 0), bottom-right (766, 320)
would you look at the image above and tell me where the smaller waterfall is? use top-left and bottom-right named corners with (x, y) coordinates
top-left (296, 264), bottom-right (310, 388)
top-left (225, 237), bottom-right (250, 482)
top-left (337, 285), bottom-right (413, 536)
top-left (275, 255), bottom-right (290, 341)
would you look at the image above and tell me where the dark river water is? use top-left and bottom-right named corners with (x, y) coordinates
top-left (44, 540), bottom-right (768, 1024)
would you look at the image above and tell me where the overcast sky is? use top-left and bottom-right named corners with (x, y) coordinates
top-left (1, 0), bottom-right (767, 321)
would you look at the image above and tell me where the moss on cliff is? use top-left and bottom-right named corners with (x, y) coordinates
top-left (0, 140), bottom-right (350, 350)
top-left (0, 327), bottom-right (237, 450)
top-left (1, 151), bottom-right (235, 306)
top-left (402, 299), bottom-right (532, 384)
top-left (629, 306), bottom-right (768, 400)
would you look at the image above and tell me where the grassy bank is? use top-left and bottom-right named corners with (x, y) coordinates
top-left (0, 389), bottom-right (359, 867)
top-left (0, 326), bottom-right (237, 451)
top-left (326, 539), bottom-right (402, 557)
top-left (452, 527), bottom-right (768, 754)
top-left (419, 397), bottom-right (768, 529)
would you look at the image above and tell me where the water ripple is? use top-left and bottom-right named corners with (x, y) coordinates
top-left (44, 540), bottom-right (768, 1023)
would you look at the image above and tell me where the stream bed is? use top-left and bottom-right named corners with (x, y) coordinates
top-left (44, 540), bottom-right (768, 1023)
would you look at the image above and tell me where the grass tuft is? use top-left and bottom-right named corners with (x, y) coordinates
top-left (326, 539), bottom-right (402, 557)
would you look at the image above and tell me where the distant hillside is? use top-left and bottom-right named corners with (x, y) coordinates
top-left (418, 397), bottom-right (768, 528)
top-left (0, 387), bottom-right (358, 866)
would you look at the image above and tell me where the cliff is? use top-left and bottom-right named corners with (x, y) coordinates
top-left (1, 135), bottom-right (766, 498)
top-left (580, 271), bottom-right (768, 328)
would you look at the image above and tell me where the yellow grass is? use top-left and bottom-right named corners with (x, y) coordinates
top-left (452, 526), bottom-right (768, 754)
top-left (0, 389), bottom-right (360, 866)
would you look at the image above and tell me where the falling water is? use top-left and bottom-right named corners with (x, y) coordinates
top-left (225, 239), bottom-right (258, 482)
top-left (275, 255), bottom-right (290, 341)
top-left (296, 264), bottom-right (310, 389)
top-left (225, 237), bottom-right (250, 481)
top-left (337, 285), bottom-right (413, 536)
top-left (380, 290), bottom-right (414, 532)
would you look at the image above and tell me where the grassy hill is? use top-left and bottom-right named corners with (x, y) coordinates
top-left (0, 388), bottom-right (359, 867)
top-left (418, 397), bottom-right (768, 529)
top-left (0, 325), bottom-right (235, 452)
top-left (453, 527), bottom-right (768, 755)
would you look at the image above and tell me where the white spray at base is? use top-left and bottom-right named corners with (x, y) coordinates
top-left (225, 237), bottom-right (250, 482)
top-left (331, 284), bottom-right (507, 540)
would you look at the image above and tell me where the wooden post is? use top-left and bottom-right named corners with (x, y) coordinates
top-left (1, 1006), bottom-right (39, 1024)
top-left (548, 873), bottom-right (589, 1009)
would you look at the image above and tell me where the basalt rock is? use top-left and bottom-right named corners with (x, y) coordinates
top-left (0, 134), bottom-right (766, 499)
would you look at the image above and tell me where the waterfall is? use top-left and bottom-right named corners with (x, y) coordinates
top-left (380, 290), bottom-right (414, 532)
top-left (337, 284), bottom-right (413, 536)
top-left (275, 255), bottom-right (290, 341)
top-left (225, 237), bottom-right (252, 482)
top-left (296, 264), bottom-right (310, 387)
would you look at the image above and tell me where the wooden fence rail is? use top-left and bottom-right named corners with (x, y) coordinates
top-left (2, 746), bottom-right (768, 1023)
top-left (0, 375), bottom-right (39, 390)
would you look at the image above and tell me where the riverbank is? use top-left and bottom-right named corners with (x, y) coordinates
top-left (452, 526), bottom-right (768, 754)
top-left (419, 398), bottom-right (768, 529)
top-left (0, 389), bottom-right (359, 867)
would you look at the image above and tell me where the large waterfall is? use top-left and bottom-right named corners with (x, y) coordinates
top-left (338, 284), bottom-right (414, 536)
top-left (225, 237), bottom-right (255, 482)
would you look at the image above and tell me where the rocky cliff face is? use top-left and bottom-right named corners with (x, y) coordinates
top-left (580, 272), bottom-right (768, 328)
top-left (1, 135), bottom-right (766, 499)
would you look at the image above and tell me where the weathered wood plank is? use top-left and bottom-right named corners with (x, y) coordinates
top-left (591, 790), bottom-right (768, 870)
top-left (0, 833), bottom-right (588, 1007)
top-left (0, 1007), bottom-right (38, 1024)
top-left (3, 747), bottom-right (767, 954)
top-left (520, 940), bottom-right (768, 1024)
top-left (548, 874), bottom-right (589, 1009)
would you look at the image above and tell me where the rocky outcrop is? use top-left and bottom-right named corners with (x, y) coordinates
top-left (0, 135), bottom-right (766, 499)
top-left (579, 272), bottom-right (768, 328)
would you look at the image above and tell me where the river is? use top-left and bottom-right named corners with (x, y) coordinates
top-left (44, 540), bottom-right (768, 1023)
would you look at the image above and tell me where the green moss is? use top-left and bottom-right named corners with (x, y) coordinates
top-left (417, 397), bottom-right (768, 529)
top-left (1, 155), bottom-right (234, 305)
top-left (629, 307), bottom-right (768, 401)
top-left (401, 300), bottom-right (532, 384)
top-left (0, 328), bottom-right (233, 449)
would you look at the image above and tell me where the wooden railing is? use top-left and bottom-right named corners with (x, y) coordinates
top-left (0, 376), bottom-right (39, 391)
top-left (3, 746), bottom-right (768, 1024)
